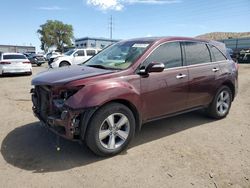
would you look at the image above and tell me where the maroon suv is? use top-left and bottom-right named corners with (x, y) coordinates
top-left (31, 37), bottom-right (238, 156)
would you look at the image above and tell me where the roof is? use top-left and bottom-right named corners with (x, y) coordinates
top-left (0, 44), bottom-right (35, 48)
top-left (123, 36), bottom-right (209, 43)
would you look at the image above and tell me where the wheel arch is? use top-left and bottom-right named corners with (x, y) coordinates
top-left (221, 80), bottom-right (235, 101)
top-left (80, 99), bottom-right (142, 140)
top-left (59, 60), bottom-right (71, 66)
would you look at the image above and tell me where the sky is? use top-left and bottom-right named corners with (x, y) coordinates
top-left (0, 0), bottom-right (249, 52)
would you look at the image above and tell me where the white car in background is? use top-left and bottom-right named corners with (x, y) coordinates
top-left (0, 52), bottom-right (32, 75)
top-left (49, 48), bottom-right (100, 68)
top-left (44, 51), bottom-right (61, 61)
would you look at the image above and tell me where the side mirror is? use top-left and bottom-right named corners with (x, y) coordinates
top-left (139, 62), bottom-right (165, 75)
top-left (74, 53), bottom-right (79, 57)
top-left (147, 62), bottom-right (165, 73)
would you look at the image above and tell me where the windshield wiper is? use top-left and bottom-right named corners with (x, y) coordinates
top-left (87, 64), bottom-right (107, 69)
top-left (86, 64), bottom-right (122, 70)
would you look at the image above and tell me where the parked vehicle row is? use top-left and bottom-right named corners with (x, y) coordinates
top-left (238, 51), bottom-right (250, 63)
top-left (48, 48), bottom-right (101, 68)
top-left (31, 37), bottom-right (238, 156)
top-left (0, 52), bottom-right (32, 75)
top-left (24, 53), bottom-right (46, 66)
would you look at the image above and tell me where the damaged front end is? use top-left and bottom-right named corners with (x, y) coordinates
top-left (31, 85), bottom-right (83, 140)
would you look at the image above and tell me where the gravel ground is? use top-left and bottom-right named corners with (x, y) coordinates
top-left (0, 64), bottom-right (249, 188)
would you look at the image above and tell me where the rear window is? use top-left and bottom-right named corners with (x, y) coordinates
top-left (3, 54), bottom-right (27, 60)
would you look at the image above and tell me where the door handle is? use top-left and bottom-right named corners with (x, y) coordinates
top-left (212, 67), bottom-right (219, 72)
top-left (176, 74), bottom-right (187, 79)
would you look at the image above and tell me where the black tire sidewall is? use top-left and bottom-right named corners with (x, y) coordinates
top-left (85, 103), bottom-right (136, 156)
top-left (210, 86), bottom-right (232, 119)
top-left (60, 61), bottom-right (70, 67)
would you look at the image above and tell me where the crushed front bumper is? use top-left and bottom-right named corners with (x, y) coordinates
top-left (31, 86), bottom-right (81, 140)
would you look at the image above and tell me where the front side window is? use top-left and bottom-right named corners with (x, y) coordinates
top-left (84, 40), bottom-right (152, 70)
top-left (210, 45), bottom-right (227, 62)
top-left (183, 42), bottom-right (211, 65)
top-left (75, 50), bottom-right (85, 56)
top-left (143, 42), bottom-right (182, 68)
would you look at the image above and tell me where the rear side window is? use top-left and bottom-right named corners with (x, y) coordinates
top-left (3, 55), bottom-right (27, 60)
top-left (144, 42), bottom-right (182, 68)
top-left (210, 45), bottom-right (227, 62)
top-left (86, 50), bottom-right (96, 56)
top-left (183, 42), bottom-right (211, 65)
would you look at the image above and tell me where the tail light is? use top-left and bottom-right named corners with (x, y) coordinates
top-left (0, 61), bottom-right (11, 64)
top-left (23, 61), bottom-right (31, 64)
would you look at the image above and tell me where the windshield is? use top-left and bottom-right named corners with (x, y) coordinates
top-left (84, 41), bottom-right (152, 70)
top-left (64, 49), bottom-right (75, 56)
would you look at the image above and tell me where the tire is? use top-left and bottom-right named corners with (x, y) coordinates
top-left (206, 86), bottom-right (232, 119)
top-left (59, 61), bottom-right (70, 67)
top-left (85, 103), bottom-right (136, 156)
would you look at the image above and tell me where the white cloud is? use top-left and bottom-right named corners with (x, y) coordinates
top-left (37, 6), bottom-right (66, 11)
top-left (126, 0), bottom-right (182, 4)
top-left (87, 0), bottom-right (123, 11)
top-left (86, 0), bottom-right (181, 11)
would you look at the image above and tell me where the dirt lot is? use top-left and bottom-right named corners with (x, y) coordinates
top-left (0, 64), bottom-right (249, 188)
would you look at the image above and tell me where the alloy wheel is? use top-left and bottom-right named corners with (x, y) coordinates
top-left (99, 113), bottom-right (130, 150)
top-left (216, 90), bottom-right (230, 116)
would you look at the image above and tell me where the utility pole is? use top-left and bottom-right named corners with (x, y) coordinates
top-left (109, 15), bottom-right (113, 40)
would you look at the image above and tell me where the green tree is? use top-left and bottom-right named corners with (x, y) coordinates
top-left (37, 20), bottom-right (74, 52)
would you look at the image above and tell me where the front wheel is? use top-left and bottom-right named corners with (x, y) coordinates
top-left (59, 61), bottom-right (70, 67)
top-left (206, 86), bottom-right (232, 119)
top-left (85, 103), bottom-right (135, 156)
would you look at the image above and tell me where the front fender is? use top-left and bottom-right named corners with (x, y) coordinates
top-left (65, 80), bottom-right (141, 110)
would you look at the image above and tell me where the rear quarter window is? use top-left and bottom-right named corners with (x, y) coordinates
top-left (3, 54), bottom-right (27, 60)
top-left (210, 45), bottom-right (227, 62)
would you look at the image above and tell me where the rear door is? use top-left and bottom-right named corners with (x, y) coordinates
top-left (182, 41), bottom-right (219, 108)
top-left (140, 42), bottom-right (189, 120)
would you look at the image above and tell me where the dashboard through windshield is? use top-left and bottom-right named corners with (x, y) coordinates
top-left (84, 40), bottom-right (152, 70)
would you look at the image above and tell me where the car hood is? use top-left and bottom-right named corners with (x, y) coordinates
top-left (32, 65), bottom-right (114, 86)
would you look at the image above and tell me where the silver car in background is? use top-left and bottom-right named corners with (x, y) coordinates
top-left (0, 52), bottom-right (32, 75)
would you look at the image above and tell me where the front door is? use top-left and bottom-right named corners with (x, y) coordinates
top-left (73, 50), bottom-right (86, 65)
top-left (140, 42), bottom-right (189, 120)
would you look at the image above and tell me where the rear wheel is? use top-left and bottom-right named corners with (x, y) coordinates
top-left (59, 61), bottom-right (70, 67)
top-left (206, 86), bottom-right (232, 119)
top-left (85, 103), bottom-right (135, 156)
